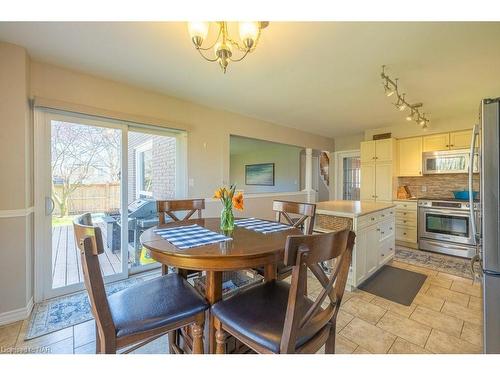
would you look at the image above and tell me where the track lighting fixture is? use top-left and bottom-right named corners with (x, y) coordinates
top-left (381, 65), bottom-right (430, 128)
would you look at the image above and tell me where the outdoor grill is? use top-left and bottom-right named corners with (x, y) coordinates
top-left (104, 198), bottom-right (159, 255)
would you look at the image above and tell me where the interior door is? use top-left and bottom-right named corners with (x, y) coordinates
top-left (35, 111), bottom-right (128, 300)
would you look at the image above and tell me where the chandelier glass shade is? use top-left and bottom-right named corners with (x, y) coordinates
top-left (187, 21), bottom-right (268, 73)
top-left (381, 65), bottom-right (429, 129)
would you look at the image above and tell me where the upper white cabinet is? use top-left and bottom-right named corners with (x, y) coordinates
top-left (423, 133), bottom-right (450, 152)
top-left (423, 129), bottom-right (475, 152)
top-left (397, 137), bottom-right (423, 177)
top-left (360, 138), bottom-right (396, 202)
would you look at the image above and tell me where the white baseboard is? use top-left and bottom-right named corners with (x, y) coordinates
top-left (0, 297), bottom-right (34, 326)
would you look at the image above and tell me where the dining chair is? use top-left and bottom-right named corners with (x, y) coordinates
top-left (73, 213), bottom-right (209, 354)
top-left (212, 229), bottom-right (355, 354)
top-left (256, 200), bottom-right (317, 281)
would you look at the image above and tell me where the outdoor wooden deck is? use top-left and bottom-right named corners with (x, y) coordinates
top-left (51, 222), bottom-right (123, 289)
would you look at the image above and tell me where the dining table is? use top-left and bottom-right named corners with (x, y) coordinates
top-left (139, 217), bottom-right (302, 354)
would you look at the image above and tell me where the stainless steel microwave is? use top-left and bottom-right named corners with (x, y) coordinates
top-left (422, 149), bottom-right (479, 174)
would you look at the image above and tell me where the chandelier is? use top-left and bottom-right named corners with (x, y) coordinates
top-left (187, 21), bottom-right (269, 73)
top-left (381, 65), bottom-right (430, 129)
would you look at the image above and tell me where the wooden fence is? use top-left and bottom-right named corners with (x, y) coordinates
top-left (53, 183), bottom-right (120, 216)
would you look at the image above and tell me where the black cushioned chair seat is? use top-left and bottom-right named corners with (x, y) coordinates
top-left (211, 280), bottom-right (325, 353)
top-left (108, 274), bottom-right (209, 338)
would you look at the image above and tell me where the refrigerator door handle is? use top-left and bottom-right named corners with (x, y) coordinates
top-left (468, 124), bottom-right (479, 245)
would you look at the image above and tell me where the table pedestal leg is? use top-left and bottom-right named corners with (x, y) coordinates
top-left (264, 262), bottom-right (277, 281)
top-left (205, 271), bottom-right (222, 354)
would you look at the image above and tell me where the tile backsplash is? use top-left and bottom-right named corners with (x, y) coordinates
top-left (398, 174), bottom-right (480, 199)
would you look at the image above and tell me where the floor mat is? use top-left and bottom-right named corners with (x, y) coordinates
top-left (395, 246), bottom-right (472, 279)
top-left (358, 265), bottom-right (427, 306)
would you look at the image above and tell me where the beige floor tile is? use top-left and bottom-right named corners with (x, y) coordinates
top-left (450, 280), bottom-right (482, 298)
top-left (410, 306), bottom-right (463, 337)
top-left (413, 293), bottom-right (445, 312)
top-left (43, 337), bottom-right (74, 354)
top-left (370, 297), bottom-right (416, 318)
top-left (334, 335), bottom-right (358, 354)
top-left (0, 321), bottom-right (22, 348)
top-left (343, 289), bottom-right (375, 303)
top-left (425, 329), bottom-right (482, 354)
top-left (377, 311), bottom-right (431, 347)
top-left (336, 310), bottom-right (355, 331)
top-left (74, 341), bottom-right (96, 354)
top-left (16, 326), bottom-right (73, 349)
top-left (74, 320), bottom-right (96, 348)
top-left (388, 337), bottom-right (431, 354)
top-left (352, 346), bottom-right (371, 354)
top-left (341, 297), bottom-right (387, 324)
top-left (401, 264), bottom-right (438, 277)
top-left (468, 296), bottom-right (483, 312)
top-left (340, 318), bottom-right (396, 353)
top-left (428, 275), bottom-right (453, 289)
top-left (436, 272), bottom-right (473, 284)
top-left (425, 285), bottom-right (470, 306)
top-left (441, 301), bottom-right (483, 325)
top-left (461, 321), bottom-right (483, 347)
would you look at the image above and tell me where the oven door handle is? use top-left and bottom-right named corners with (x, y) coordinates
top-left (421, 208), bottom-right (472, 217)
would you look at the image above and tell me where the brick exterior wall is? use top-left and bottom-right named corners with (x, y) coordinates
top-left (128, 132), bottom-right (176, 203)
top-left (397, 174), bottom-right (480, 199)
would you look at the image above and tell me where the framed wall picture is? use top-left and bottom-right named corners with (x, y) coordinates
top-left (245, 163), bottom-right (275, 186)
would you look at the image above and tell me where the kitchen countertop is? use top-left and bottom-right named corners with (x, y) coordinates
top-left (315, 200), bottom-right (396, 218)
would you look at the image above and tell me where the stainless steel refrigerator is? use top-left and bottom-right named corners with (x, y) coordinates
top-left (470, 97), bottom-right (500, 353)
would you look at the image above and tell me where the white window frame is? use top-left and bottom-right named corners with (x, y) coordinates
top-left (135, 140), bottom-right (154, 199)
top-left (334, 149), bottom-right (361, 200)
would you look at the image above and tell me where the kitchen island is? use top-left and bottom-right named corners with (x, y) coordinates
top-left (314, 200), bottom-right (396, 290)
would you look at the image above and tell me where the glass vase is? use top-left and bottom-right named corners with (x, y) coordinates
top-left (220, 206), bottom-right (235, 231)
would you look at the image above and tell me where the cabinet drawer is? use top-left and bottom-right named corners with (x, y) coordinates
top-left (396, 226), bottom-right (417, 242)
top-left (379, 238), bottom-right (395, 263)
top-left (396, 217), bottom-right (417, 228)
top-left (394, 201), bottom-right (417, 210)
top-left (396, 210), bottom-right (417, 221)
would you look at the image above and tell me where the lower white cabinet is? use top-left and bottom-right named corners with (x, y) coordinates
top-left (348, 207), bottom-right (396, 289)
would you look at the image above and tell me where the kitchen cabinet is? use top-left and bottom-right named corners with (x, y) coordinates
top-left (423, 133), bottom-right (450, 152)
top-left (422, 129), bottom-right (475, 152)
top-left (360, 163), bottom-right (376, 201)
top-left (397, 137), bottom-right (423, 176)
top-left (313, 202), bottom-right (396, 290)
top-left (360, 138), bottom-right (396, 202)
top-left (375, 162), bottom-right (394, 202)
top-left (394, 200), bottom-right (418, 248)
top-left (449, 130), bottom-right (473, 149)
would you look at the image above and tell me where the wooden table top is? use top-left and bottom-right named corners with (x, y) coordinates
top-left (140, 217), bottom-right (302, 271)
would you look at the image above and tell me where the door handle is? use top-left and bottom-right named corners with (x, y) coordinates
top-left (45, 196), bottom-right (55, 215)
top-left (470, 253), bottom-right (483, 282)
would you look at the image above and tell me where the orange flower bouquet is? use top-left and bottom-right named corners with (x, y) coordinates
top-left (214, 184), bottom-right (244, 231)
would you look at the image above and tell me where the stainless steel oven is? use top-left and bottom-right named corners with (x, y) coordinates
top-left (418, 199), bottom-right (479, 258)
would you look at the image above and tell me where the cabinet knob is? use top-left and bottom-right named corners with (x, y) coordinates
top-left (377, 228), bottom-right (380, 231)
top-left (419, 171), bottom-right (422, 175)
top-left (371, 217), bottom-right (375, 221)
top-left (381, 231), bottom-right (385, 234)
top-left (403, 232), bottom-right (407, 235)
top-left (389, 227), bottom-right (393, 230)
top-left (403, 220), bottom-right (407, 223)
top-left (403, 212), bottom-right (407, 215)
top-left (382, 214), bottom-right (385, 217)
top-left (450, 144), bottom-right (454, 147)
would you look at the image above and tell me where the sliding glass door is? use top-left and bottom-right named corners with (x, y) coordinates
top-left (35, 111), bottom-right (186, 301)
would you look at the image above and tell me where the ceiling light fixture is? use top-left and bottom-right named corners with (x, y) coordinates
top-left (187, 21), bottom-right (269, 73)
top-left (381, 65), bottom-right (430, 128)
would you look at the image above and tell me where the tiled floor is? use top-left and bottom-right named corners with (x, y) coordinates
top-left (0, 258), bottom-right (483, 354)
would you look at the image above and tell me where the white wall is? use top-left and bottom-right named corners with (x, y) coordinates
top-left (0, 42), bottom-right (33, 321)
top-left (230, 139), bottom-right (302, 194)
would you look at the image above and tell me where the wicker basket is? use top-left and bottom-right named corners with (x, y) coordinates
top-left (315, 214), bottom-right (353, 231)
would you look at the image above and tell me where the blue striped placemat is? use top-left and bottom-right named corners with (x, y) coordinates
top-left (154, 224), bottom-right (232, 249)
top-left (235, 218), bottom-right (292, 234)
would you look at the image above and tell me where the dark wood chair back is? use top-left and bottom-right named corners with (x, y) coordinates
top-left (280, 229), bottom-right (355, 353)
top-left (73, 213), bottom-right (115, 345)
top-left (273, 200), bottom-right (316, 235)
top-left (157, 199), bottom-right (205, 223)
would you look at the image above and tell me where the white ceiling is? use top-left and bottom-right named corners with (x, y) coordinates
top-left (1, 22), bottom-right (499, 138)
